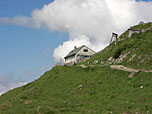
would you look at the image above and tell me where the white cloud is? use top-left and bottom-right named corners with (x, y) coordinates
top-left (0, 74), bottom-right (27, 95)
top-left (0, 0), bottom-right (152, 61)
top-left (0, 82), bottom-right (26, 96)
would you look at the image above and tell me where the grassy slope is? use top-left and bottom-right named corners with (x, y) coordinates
top-left (86, 23), bottom-right (152, 70)
top-left (0, 66), bottom-right (152, 114)
top-left (0, 23), bottom-right (152, 114)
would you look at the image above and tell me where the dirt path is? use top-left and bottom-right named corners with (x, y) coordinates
top-left (110, 65), bottom-right (139, 73)
top-left (110, 65), bottom-right (152, 78)
top-left (110, 65), bottom-right (139, 78)
top-left (79, 64), bottom-right (152, 78)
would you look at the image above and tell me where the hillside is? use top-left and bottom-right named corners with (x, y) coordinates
top-left (0, 22), bottom-right (152, 114)
top-left (86, 22), bottom-right (152, 70)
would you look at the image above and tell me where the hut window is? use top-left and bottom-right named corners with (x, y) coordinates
top-left (84, 49), bottom-right (88, 52)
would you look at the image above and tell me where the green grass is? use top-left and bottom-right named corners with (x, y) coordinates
top-left (0, 22), bottom-right (152, 114)
top-left (0, 66), bottom-right (152, 113)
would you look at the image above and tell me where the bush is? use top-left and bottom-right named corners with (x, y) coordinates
top-left (113, 47), bottom-right (123, 59)
top-left (113, 41), bottom-right (134, 59)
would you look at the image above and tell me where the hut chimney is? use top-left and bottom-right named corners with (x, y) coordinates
top-left (74, 46), bottom-right (77, 49)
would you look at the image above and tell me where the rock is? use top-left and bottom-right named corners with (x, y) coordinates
top-left (129, 54), bottom-right (136, 61)
top-left (94, 60), bottom-right (98, 64)
top-left (77, 85), bottom-right (83, 89)
top-left (113, 51), bottom-right (130, 64)
top-left (140, 85), bottom-right (144, 89)
top-left (24, 100), bottom-right (32, 104)
top-left (101, 61), bottom-right (104, 65)
top-left (110, 111), bottom-right (113, 113)
top-left (108, 56), bottom-right (113, 61)
top-left (147, 111), bottom-right (150, 114)
top-left (37, 106), bottom-right (41, 111)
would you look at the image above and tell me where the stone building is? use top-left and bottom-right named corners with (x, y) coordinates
top-left (64, 45), bottom-right (96, 65)
top-left (128, 27), bottom-right (152, 38)
top-left (128, 29), bottom-right (142, 38)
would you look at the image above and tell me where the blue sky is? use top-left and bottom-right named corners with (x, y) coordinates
top-left (0, 0), bottom-right (152, 94)
top-left (0, 0), bottom-right (68, 83)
